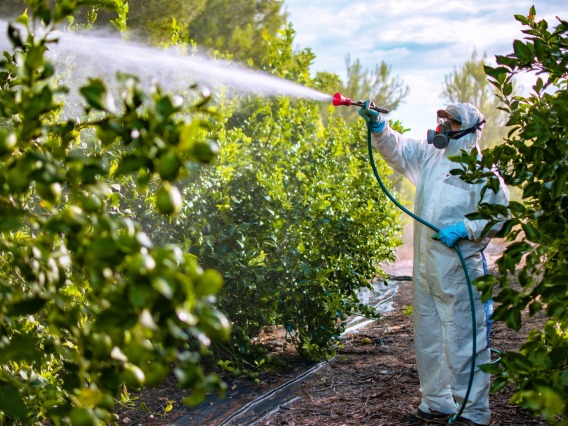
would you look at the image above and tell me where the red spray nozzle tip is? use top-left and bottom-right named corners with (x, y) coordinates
top-left (332, 92), bottom-right (352, 107)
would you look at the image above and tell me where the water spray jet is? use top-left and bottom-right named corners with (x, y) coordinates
top-left (0, 19), bottom-right (332, 103)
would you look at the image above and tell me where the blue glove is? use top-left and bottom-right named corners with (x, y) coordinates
top-left (434, 222), bottom-right (468, 247)
top-left (358, 100), bottom-right (386, 133)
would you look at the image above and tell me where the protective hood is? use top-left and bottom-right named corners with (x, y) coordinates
top-left (445, 103), bottom-right (485, 152)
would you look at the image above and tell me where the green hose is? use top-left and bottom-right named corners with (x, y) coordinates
top-left (366, 127), bottom-right (476, 423)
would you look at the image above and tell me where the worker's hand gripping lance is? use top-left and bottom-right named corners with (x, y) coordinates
top-left (332, 93), bottom-right (390, 114)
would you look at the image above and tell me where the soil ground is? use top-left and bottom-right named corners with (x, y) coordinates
top-left (114, 239), bottom-right (549, 426)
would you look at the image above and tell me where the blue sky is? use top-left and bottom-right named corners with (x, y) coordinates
top-left (283, 0), bottom-right (568, 139)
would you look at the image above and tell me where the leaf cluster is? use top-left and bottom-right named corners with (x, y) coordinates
top-left (0, 5), bottom-right (229, 424)
top-left (166, 29), bottom-right (402, 365)
top-left (452, 7), bottom-right (568, 422)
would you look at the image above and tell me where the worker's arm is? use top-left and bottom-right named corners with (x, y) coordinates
top-left (359, 100), bottom-right (427, 186)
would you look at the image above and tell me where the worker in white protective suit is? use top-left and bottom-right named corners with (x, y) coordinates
top-left (358, 101), bottom-right (509, 426)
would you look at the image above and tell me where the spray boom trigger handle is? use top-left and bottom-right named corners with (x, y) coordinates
top-left (332, 93), bottom-right (389, 114)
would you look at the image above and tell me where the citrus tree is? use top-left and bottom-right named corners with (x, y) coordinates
top-left (172, 28), bottom-right (403, 363)
top-left (0, 2), bottom-right (228, 424)
top-left (93, 24), bottom-right (403, 373)
top-left (451, 8), bottom-right (568, 423)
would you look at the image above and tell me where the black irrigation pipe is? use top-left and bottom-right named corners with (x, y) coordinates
top-left (218, 362), bottom-right (330, 426)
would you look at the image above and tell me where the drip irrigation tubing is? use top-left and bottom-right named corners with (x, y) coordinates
top-left (217, 362), bottom-right (329, 426)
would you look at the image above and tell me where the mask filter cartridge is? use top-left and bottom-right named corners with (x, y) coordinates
top-left (427, 117), bottom-right (486, 150)
top-left (427, 124), bottom-right (451, 149)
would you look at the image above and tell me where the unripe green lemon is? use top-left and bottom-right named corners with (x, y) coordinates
top-left (0, 132), bottom-right (17, 155)
top-left (36, 182), bottom-right (62, 204)
top-left (98, 393), bottom-right (115, 411)
top-left (144, 362), bottom-right (168, 387)
top-left (122, 363), bottom-right (145, 387)
top-left (60, 205), bottom-right (85, 226)
top-left (7, 168), bottom-right (30, 193)
top-left (68, 408), bottom-right (99, 426)
top-left (82, 193), bottom-right (103, 213)
top-left (156, 151), bottom-right (180, 181)
top-left (127, 253), bottom-right (156, 277)
top-left (192, 141), bottom-right (218, 164)
top-left (90, 332), bottom-right (112, 358)
top-left (155, 183), bottom-right (182, 215)
top-left (200, 310), bottom-right (231, 342)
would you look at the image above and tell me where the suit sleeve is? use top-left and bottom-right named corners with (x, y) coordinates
top-left (370, 124), bottom-right (427, 186)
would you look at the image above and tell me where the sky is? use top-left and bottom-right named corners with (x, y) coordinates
top-left (283, 0), bottom-right (568, 139)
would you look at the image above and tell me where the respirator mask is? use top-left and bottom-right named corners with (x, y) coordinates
top-left (427, 116), bottom-right (486, 149)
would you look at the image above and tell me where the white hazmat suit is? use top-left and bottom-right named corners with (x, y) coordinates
top-left (371, 103), bottom-right (509, 425)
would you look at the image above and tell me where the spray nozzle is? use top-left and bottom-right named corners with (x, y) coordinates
top-left (332, 93), bottom-right (390, 114)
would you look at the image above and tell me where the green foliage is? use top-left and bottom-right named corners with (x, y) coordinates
top-left (125, 0), bottom-right (207, 44)
top-left (452, 7), bottom-right (568, 422)
top-left (186, 0), bottom-right (285, 66)
top-left (0, 0), bottom-right (129, 31)
top-left (261, 25), bottom-right (317, 85)
top-left (183, 98), bottom-right (401, 362)
top-left (0, 4), bottom-right (229, 424)
top-left (484, 321), bottom-right (568, 424)
top-left (6, 0), bottom-right (286, 66)
top-left (68, 0), bottom-right (286, 66)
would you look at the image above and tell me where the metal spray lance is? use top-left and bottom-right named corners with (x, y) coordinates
top-left (332, 93), bottom-right (390, 114)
